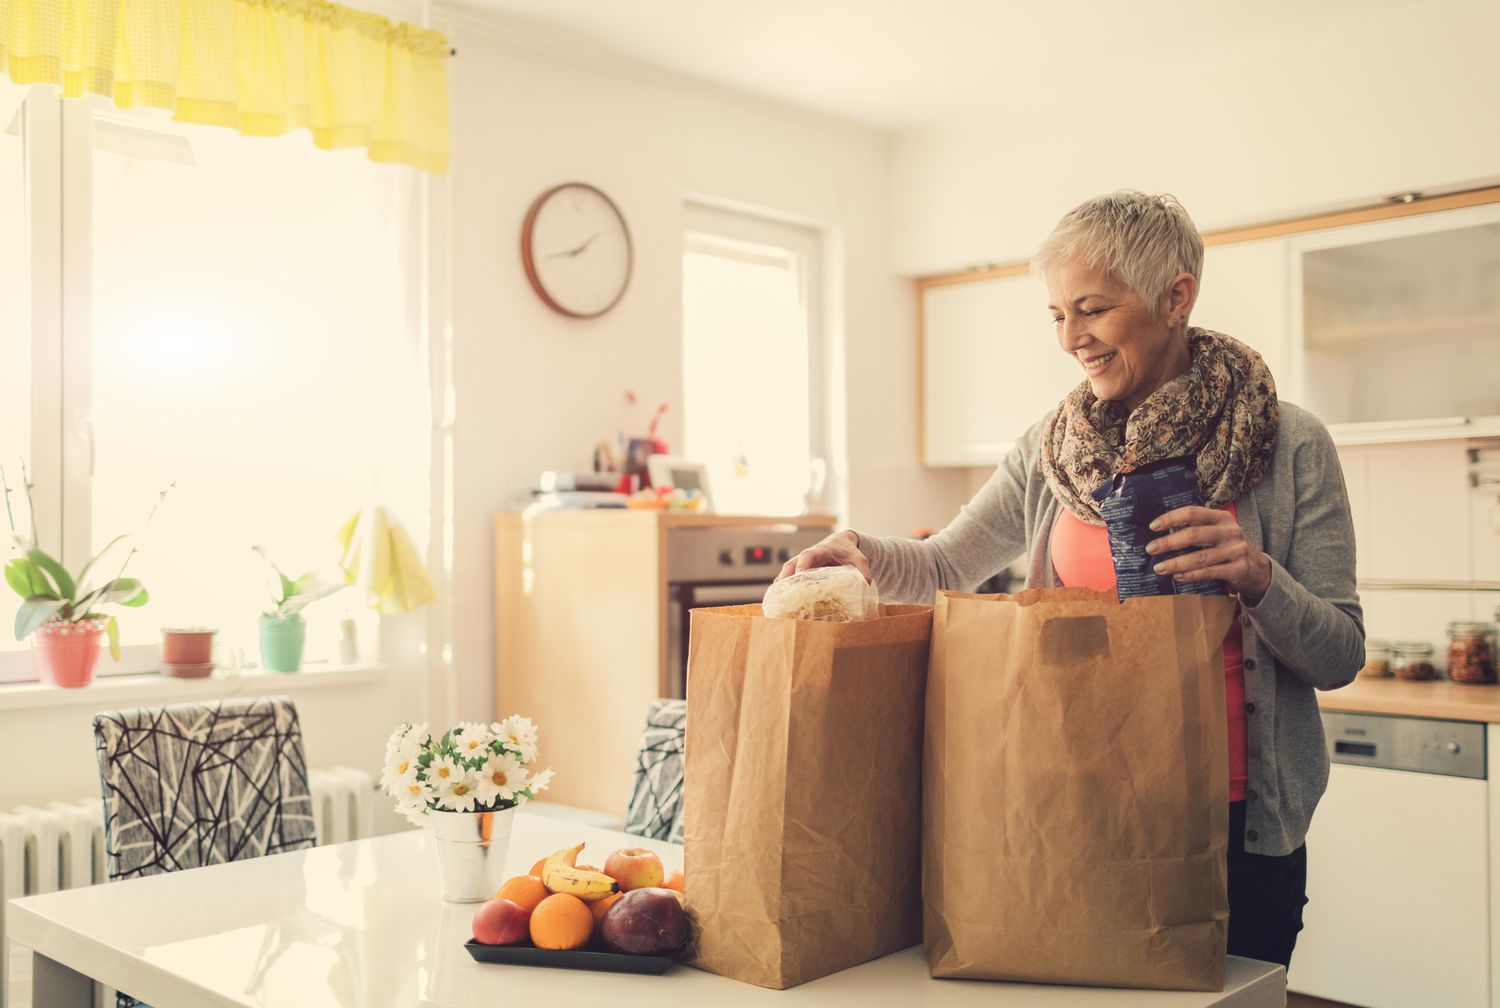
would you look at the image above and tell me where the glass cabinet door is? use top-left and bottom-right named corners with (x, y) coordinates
top-left (1292, 202), bottom-right (1500, 430)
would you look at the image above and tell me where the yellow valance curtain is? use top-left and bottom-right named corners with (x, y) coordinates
top-left (0, 0), bottom-right (450, 172)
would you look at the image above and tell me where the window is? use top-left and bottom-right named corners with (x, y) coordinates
top-left (1, 88), bottom-right (430, 682)
top-left (682, 205), bottom-right (830, 517)
top-left (0, 82), bottom-right (30, 657)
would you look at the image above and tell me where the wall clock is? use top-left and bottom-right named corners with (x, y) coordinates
top-left (520, 182), bottom-right (633, 318)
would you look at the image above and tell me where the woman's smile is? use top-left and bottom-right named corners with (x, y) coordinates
top-left (1079, 350), bottom-right (1117, 376)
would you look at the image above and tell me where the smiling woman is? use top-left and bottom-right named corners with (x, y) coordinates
top-left (781, 189), bottom-right (1363, 973)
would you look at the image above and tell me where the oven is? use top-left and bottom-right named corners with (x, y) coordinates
top-left (663, 522), bottom-right (830, 698)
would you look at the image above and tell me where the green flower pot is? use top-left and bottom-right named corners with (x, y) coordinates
top-left (259, 614), bottom-right (307, 673)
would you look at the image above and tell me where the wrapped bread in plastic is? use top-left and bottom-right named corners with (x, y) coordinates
top-left (762, 565), bottom-right (880, 622)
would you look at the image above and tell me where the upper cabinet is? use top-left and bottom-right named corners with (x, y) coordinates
top-left (921, 272), bottom-right (1080, 466)
top-left (1291, 203), bottom-right (1500, 443)
top-left (1194, 238), bottom-right (1291, 387)
top-left (919, 195), bottom-right (1500, 467)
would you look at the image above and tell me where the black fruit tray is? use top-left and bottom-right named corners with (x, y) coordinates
top-left (463, 940), bottom-right (679, 975)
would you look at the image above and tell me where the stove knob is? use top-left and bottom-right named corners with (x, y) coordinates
top-left (1447, 742), bottom-right (1461, 755)
top-left (718, 549), bottom-right (734, 566)
top-left (777, 548), bottom-right (791, 563)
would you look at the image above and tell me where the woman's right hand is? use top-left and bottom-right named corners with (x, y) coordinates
top-left (776, 530), bottom-right (871, 583)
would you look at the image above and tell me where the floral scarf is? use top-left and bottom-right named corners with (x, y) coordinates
top-left (1040, 327), bottom-right (1279, 526)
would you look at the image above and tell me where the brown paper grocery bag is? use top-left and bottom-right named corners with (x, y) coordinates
top-left (684, 603), bottom-right (932, 989)
top-left (924, 588), bottom-right (1237, 991)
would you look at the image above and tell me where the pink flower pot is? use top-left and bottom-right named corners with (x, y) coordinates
top-left (161, 628), bottom-right (216, 665)
top-left (34, 620), bottom-right (105, 688)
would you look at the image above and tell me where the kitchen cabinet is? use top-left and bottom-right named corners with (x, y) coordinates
top-left (919, 195), bottom-right (1500, 460)
top-left (1193, 238), bottom-right (1290, 384)
top-left (1362, 441), bottom-right (1474, 583)
top-left (920, 272), bottom-right (1079, 466)
top-left (1290, 202), bottom-right (1500, 443)
top-left (494, 510), bottom-right (833, 815)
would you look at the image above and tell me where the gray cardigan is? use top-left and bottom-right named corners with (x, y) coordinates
top-left (858, 401), bottom-right (1364, 856)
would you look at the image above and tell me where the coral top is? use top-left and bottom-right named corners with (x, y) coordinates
top-left (1049, 504), bottom-right (1248, 802)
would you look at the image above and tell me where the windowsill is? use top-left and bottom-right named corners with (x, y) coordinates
top-left (0, 663), bottom-right (386, 713)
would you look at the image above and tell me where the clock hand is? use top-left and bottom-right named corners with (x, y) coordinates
top-left (570, 232), bottom-right (603, 256)
top-left (546, 232), bottom-right (603, 259)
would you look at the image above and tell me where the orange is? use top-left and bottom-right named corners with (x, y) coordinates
top-left (495, 875), bottom-right (549, 914)
top-left (576, 864), bottom-right (601, 873)
top-left (530, 893), bottom-right (593, 951)
top-left (664, 870), bottom-right (685, 893)
top-left (588, 890), bottom-right (622, 927)
top-left (529, 856), bottom-right (548, 878)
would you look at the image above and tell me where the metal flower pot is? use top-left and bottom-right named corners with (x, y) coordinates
top-left (429, 806), bottom-right (516, 902)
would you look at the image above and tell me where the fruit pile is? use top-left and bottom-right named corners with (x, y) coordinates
top-left (472, 842), bottom-right (690, 957)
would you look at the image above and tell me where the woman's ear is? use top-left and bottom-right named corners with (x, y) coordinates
top-left (1164, 272), bottom-right (1198, 325)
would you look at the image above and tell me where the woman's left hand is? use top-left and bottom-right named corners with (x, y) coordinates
top-left (1146, 506), bottom-right (1272, 604)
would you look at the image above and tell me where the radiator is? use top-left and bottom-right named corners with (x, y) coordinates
top-left (0, 766), bottom-right (374, 1008)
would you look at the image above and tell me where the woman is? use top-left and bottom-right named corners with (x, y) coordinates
top-left (781, 190), bottom-right (1363, 968)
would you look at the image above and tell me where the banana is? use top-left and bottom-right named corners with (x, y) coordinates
top-left (541, 842), bottom-right (618, 902)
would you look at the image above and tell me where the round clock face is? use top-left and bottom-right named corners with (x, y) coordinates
top-left (521, 183), bottom-right (633, 318)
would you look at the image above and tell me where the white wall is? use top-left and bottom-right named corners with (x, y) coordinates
top-left (447, 27), bottom-right (971, 720)
top-left (890, 0), bottom-right (1500, 275)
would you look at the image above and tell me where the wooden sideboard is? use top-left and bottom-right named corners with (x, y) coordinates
top-left (495, 510), bottom-right (835, 814)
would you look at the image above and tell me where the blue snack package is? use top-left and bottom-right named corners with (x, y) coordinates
top-left (1091, 455), bottom-right (1228, 601)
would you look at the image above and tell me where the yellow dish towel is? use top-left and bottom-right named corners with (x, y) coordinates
top-left (336, 505), bottom-right (436, 614)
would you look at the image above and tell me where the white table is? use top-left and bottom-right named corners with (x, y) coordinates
top-left (7, 812), bottom-right (1285, 1007)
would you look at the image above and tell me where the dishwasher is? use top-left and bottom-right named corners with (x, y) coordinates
top-left (1287, 711), bottom-right (1489, 1007)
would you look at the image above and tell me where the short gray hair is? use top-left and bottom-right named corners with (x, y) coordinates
top-left (1032, 190), bottom-right (1204, 320)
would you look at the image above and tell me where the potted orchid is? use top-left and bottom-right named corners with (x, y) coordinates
top-left (380, 717), bottom-right (553, 902)
top-left (252, 545), bottom-right (344, 673)
top-left (3, 464), bottom-right (164, 687)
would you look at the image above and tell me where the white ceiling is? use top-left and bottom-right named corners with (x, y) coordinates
top-left (456, 0), bottom-right (1404, 131)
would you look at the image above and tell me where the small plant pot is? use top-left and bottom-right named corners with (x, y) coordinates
top-left (160, 662), bottom-right (216, 679)
top-left (259, 614), bottom-right (307, 673)
top-left (34, 620), bottom-right (105, 688)
top-left (161, 627), bottom-right (217, 665)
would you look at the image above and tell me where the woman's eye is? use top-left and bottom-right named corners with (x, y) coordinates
top-left (1051, 315), bottom-right (1064, 325)
top-left (1083, 308), bottom-right (1106, 318)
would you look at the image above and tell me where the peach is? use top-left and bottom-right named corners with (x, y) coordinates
top-left (472, 898), bottom-right (531, 946)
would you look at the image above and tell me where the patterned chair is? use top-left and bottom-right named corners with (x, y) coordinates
top-left (93, 695), bottom-right (317, 1007)
top-left (623, 698), bottom-right (686, 844)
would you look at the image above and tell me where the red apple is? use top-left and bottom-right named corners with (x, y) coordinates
top-left (472, 898), bottom-right (531, 946)
top-left (603, 848), bottom-right (664, 891)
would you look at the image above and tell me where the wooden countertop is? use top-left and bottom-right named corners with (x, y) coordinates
top-left (497, 510), bottom-right (838, 530)
top-left (1318, 677), bottom-right (1500, 722)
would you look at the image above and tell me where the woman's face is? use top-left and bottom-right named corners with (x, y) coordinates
top-left (1045, 258), bottom-right (1191, 414)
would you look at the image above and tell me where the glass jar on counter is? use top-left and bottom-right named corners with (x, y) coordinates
top-left (1358, 639), bottom-right (1393, 679)
top-left (1447, 621), bottom-right (1496, 684)
top-left (1392, 641), bottom-right (1436, 681)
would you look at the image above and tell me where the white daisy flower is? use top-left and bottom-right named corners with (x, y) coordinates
top-left (497, 715), bottom-right (539, 763)
top-left (379, 745), bottom-right (424, 797)
top-left (425, 755), bottom-right (464, 791)
top-left (436, 769), bottom-right (481, 812)
top-left (396, 799), bottom-right (430, 827)
top-left (385, 722), bottom-right (428, 765)
top-left (398, 776), bottom-right (432, 810)
top-left (475, 751), bottom-right (528, 807)
top-left (452, 721), bottom-right (495, 760)
top-left (525, 767), bottom-right (554, 798)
